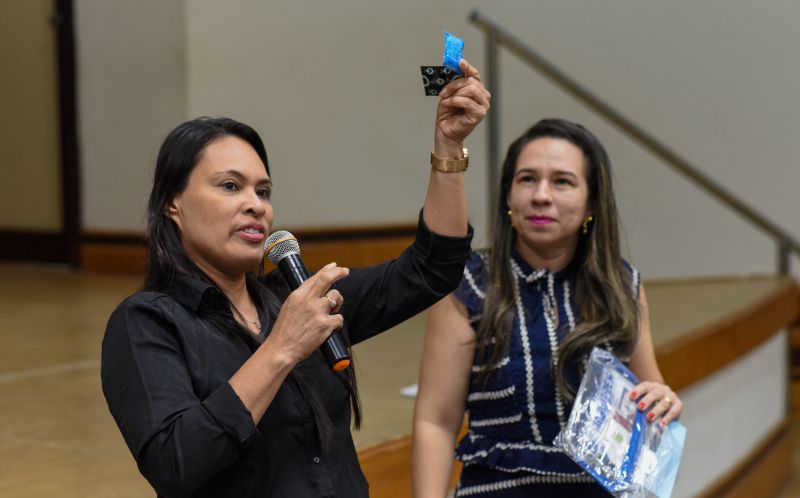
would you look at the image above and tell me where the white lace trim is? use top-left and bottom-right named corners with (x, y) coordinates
top-left (543, 276), bottom-right (566, 431)
top-left (510, 258), bottom-right (548, 283)
top-left (458, 438), bottom-right (563, 460)
top-left (541, 272), bottom-right (559, 328)
top-left (456, 472), bottom-right (595, 496)
top-left (464, 264), bottom-right (486, 300)
top-left (471, 356), bottom-right (509, 372)
top-left (564, 280), bottom-right (576, 331)
top-left (470, 413), bottom-right (522, 427)
top-left (467, 385), bottom-right (516, 402)
top-left (512, 271), bottom-right (544, 443)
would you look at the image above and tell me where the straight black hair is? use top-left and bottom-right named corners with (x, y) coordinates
top-left (143, 117), bottom-right (361, 448)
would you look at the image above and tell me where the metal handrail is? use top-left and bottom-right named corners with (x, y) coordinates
top-left (469, 9), bottom-right (800, 275)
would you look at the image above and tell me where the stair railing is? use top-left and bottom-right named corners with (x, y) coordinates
top-left (469, 9), bottom-right (800, 275)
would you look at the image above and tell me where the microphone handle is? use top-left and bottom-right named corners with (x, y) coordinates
top-left (277, 254), bottom-right (351, 372)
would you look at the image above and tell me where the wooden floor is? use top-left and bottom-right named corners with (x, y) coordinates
top-left (0, 263), bottom-right (798, 497)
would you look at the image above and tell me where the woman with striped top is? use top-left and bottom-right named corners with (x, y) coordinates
top-left (412, 119), bottom-right (684, 497)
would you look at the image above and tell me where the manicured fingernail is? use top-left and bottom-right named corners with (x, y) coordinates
top-left (647, 412), bottom-right (655, 421)
top-left (638, 402), bottom-right (646, 410)
top-left (629, 391), bottom-right (638, 399)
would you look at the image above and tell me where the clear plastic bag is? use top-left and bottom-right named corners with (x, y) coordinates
top-left (553, 347), bottom-right (687, 498)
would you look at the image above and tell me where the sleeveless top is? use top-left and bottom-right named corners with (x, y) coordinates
top-left (452, 250), bottom-right (640, 495)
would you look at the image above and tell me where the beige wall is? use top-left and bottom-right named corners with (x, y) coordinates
top-left (184, 0), bottom-right (492, 234)
top-left (673, 330), bottom-right (787, 497)
top-left (75, 0), bottom-right (187, 232)
top-left (77, 0), bottom-right (800, 279)
top-left (0, 0), bottom-right (62, 231)
top-left (484, 1), bottom-right (800, 279)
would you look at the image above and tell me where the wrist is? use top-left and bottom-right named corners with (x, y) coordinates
top-left (430, 148), bottom-right (468, 173)
top-left (261, 335), bottom-right (301, 371)
top-left (433, 131), bottom-right (464, 159)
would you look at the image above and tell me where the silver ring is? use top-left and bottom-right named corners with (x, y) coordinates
top-left (327, 296), bottom-right (337, 309)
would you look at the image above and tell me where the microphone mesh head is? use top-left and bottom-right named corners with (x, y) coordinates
top-left (265, 230), bottom-right (300, 264)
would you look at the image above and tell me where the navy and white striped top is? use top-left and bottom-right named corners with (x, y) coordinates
top-left (451, 250), bottom-right (640, 497)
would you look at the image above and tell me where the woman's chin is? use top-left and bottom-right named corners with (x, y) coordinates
top-left (518, 233), bottom-right (579, 256)
top-left (242, 254), bottom-right (267, 272)
top-left (215, 253), bottom-right (266, 276)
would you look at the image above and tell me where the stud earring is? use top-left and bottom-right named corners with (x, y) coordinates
top-left (507, 209), bottom-right (512, 216)
top-left (582, 215), bottom-right (594, 235)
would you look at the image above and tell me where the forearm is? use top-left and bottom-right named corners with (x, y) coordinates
top-left (336, 216), bottom-right (472, 344)
top-left (422, 137), bottom-right (468, 237)
top-left (412, 418), bottom-right (460, 498)
top-left (422, 167), bottom-right (468, 237)
top-left (231, 263), bottom-right (348, 422)
top-left (228, 338), bottom-right (296, 424)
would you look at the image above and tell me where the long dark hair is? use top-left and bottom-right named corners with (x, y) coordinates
top-left (144, 117), bottom-right (270, 289)
top-left (476, 118), bottom-right (639, 403)
top-left (143, 117), bottom-right (361, 447)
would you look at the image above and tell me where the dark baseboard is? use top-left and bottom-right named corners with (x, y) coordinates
top-left (0, 230), bottom-right (69, 263)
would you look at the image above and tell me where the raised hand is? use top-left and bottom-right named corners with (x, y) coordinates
top-left (433, 59), bottom-right (491, 158)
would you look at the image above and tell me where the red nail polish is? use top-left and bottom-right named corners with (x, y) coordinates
top-left (647, 412), bottom-right (655, 421)
top-left (630, 391), bottom-right (638, 399)
top-left (638, 402), bottom-right (646, 410)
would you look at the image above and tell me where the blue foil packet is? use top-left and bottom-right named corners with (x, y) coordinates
top-left (443, 31), bottom-right (464, 73)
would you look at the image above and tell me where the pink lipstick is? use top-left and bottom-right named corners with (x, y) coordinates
top-left (528, 216), bottom-right (554, 226)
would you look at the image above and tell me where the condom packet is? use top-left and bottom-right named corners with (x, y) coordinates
top-left (443, 31), bottom-right (464, 72)
top-left (553, 347), bottom-right (687, 498)
top-left (420, 31), bottom-right (465, 96)
top-left (419, 65), bottom-right (463, 96)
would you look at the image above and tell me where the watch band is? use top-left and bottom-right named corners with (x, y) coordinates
top-left (430, 148), bottom-right (469, 172)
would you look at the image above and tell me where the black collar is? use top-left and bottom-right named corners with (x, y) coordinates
top-left (165, 273), bottom-right (229, 313)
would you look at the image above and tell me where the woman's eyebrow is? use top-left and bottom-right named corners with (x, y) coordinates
top-left (213, 169), bottom-right (272, 186)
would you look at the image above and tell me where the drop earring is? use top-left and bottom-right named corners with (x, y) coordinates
top-left (582, 215), bottom-right (594, 235)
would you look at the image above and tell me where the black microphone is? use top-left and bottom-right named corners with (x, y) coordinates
top-left (264, 230), bottom-right (351, 372)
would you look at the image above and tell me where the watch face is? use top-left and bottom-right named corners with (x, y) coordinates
top-left (420, 66), bottom-right (463, 96)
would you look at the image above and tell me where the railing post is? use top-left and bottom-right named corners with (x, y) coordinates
top-left (486, 34), bottom-right (500, 225)
top-left (778, 238), bottom-right (791, 276)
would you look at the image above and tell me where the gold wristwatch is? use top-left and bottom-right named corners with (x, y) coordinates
top-left (430, 148), bottom-right (469, 172)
